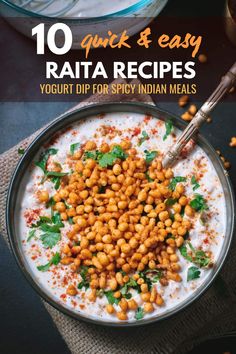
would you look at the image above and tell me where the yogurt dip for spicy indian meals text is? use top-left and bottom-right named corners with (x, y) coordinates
top-left (19, 112), bottom-right (226, 322)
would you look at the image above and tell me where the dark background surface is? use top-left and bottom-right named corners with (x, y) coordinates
top-left (0, 0), bottom-right (236, 353)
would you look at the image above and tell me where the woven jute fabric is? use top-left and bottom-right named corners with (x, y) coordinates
top-left (1, 80), bottom-right (236, 354)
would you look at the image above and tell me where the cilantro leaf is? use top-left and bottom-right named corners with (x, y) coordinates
top-left (111, 145), bottom-right (128, 160)
top-left (120, 278), bottom-right (140, 297)
top-left (50, 252), bottom-right (61, 265)
top-left (37, 252), bottom-right (61, 272)
top-left (138, 131), bottom-right (149, 146)
top-left (35, 148), bottom-right (58, 173)
top-left (70, 143), bottom-right (80, 155)
top-left (135, 307), bottom-right (144, 320)
top-left (165, 198), bottom-right (178, 206)
top-left (179, 244), bottom-right (193, 262)
top-left (37, 262), bottom-right (51, 272)
top-left (38, 213), bottom-right (64, 248)
top-left (40, 232), bottom-right (61, 248)
top-left (144, 150), bottom-right (158, 164)
top-left (46, 197), bottom-right (56, 208)
top-left (163, 119), bottom-right (173, 141)
top-left (68, 217), bottom-right (74, 225)
top-left (78, 266), bottom-right (90, 291)
top-left (18, 147), bottom-right (25, 155)
top-left (27, 229), bottom-right (36, 242)
top-left (46, 171), bottom-right (68, 178)
top-left (169, 176), bottom-right (187, 191)
top-left (31, 216), bottom-right (52, 228)
top-left (84, 150), bottom-right (99, 160)
top-left (98, 146), bottom-right (128, 168)
top-left (187, 266), bottom-right (201, 281)
top-left (191, 176), bottom-right (200, 191)
top-left (104, 291), bottom-right (119, 305)
top-left (180, 242), bottom-right (210, 268)
top-left (190, 194), bottom-right (208, 212)
top-left (98, 153), bottom-right (116, 168)
top-left (145, 171), bottom-right (154, 182)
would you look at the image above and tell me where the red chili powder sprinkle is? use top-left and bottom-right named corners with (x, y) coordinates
top-left (144, 115), bottom-right (152, 124)
top-left (132, 127), bottom-right (141, 136)
top-left (24, 209), bottom-right (41, 226)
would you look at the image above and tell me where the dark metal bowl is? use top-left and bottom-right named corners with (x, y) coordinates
top-left (6, 102), bottom-right (235, 327)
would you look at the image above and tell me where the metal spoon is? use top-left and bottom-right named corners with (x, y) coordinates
top-left (162, 62), bottom-right (236, 168)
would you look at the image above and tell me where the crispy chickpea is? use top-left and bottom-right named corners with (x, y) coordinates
top-left (179, 196), bottom-right (188, 206)
top-left (55, 202), bottom-right (66, 212)
top-left (141, 283), bottom-right (148, 293)
top-left (106, 304), bottom-right (115, 314)
top-left (156, 294), bottom-right (164, 306)
top-left (159, 211), bottom-right (169, 222)
top-left (144, 302), bottom-right (154, 313)
top-left (129, 238), bottom-right (139, 249)
top-left (116, 272), bottom-right (124, 286)
top-left (119, 298), bottom-right (128, 312)
top-left (118, 222), bottom-right (129, 232)
top-left (117, 311), bottom-right (128, 321)
top-left (85, 141), bottom-right (96, 151)
top-left (109, 278), bottom-right (118, 291)
top-left (38, 190), bottom-right (49, 203)
top-left (141, 292), bottom-right (151, 302)
top-left (121, 243), bottom-right (131, 254)
top-left (138, 190), bottom-right (147, 202)
top-left (66, 285), bottom-right (77, 296)
top-left (97, 252), bottom-right (109, 266)
top-left (185, 205), bottom-right (195, 217)
top-left (128, 299), bottom-right (138, 310)
top-left (113, 164), bottom-right (122, 176)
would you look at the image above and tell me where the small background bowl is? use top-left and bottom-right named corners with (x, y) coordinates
top-left (0, 0), bottom-right (168, 49)
top-left (6, 102), bottom-right (235, 327)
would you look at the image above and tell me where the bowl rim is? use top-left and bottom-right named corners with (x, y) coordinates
top-left (6, 101), bottom-right (235, 327)
top-left (0, 0), bottom-right (166, 22)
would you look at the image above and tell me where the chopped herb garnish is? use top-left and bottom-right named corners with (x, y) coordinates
top-left (144, 150), bottom-right (158, 164)
top-left (35, 148), bottom-right (58, 173)
top-left (191, 176), bottom-right (200, 191)
top-left (138, 131), bottom-right (149, 146)
top-left (78, 266), bottom-right (90, 291)
top-left (18, 147), bottom-right (25, 155)
top-left (98, 146), bottom-right (128, 168)
top-left (169, 176), bottom-right (187, 191)
top-left (37, 252), bottom-right (61, 272)
top-left (83, 146), bottom-right (128, 168)
top-left (120, 278), bottom-right (140, 297)
top-left (190, 194), bottom-right (209, 212)
top-left (138, 269), bottom-right (162, 291)
top-left (35, 148), bottom-right (69, 190)
top-left (84, 150), bottom-right (99, 160)
top-left (46, 197), bottom-right (55, 208)
top-left (68, 217), bottom-right (74, 225)
top-left (135, 307), bottom-right (144, 320)
top-left (104, 291), bottom-right (119, 305)
top-left (34, 213), bottom-right (64, 249)
top-left (31, 215), bottom-right (52, 228)
top-left (145, 171), bottom-right (154, 182)
top-left (27, 229), bottom-right (36, 242)
top-left (165, 198), bottom-right (178, 206)
top-left (187, 266), bottom-right (201, 281)
top-left (180, 242), bottom-right (210, 268)
top-left (163, 119), bottom-right (173, 141)
top-left (70, 143), bottom-right (80, 155)
top-left (98, 186), bottom-right (106, 194)
top-left (46, 171), bottom-right (68, 178)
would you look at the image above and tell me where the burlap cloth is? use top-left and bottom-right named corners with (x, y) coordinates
top-left (1, 79), bottom-right (236, 354)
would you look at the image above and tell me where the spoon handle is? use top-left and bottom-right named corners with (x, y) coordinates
top-left (163, 62), bottom-right (236, 168)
